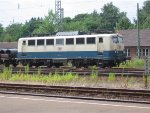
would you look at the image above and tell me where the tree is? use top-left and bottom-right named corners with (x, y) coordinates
top-left (22, 17), bottom-right (43, 36)
top-left (99, 2), bottom-right (120, 31)
top-left (0, 24), bottom-right (3, 36)
top-left (33, 10), bottom-right (56, 34)
top-left (84, 10), bottom-right (101, 31)
top-left (99, 2), bottom-right (131, 31)
top-left (116, 12), bottom-right (132, 30)
top-left (2, 33), bottom-right (13, 42)
top-left (73, 14), bottom-right (89, 22)
top-left (135, 0), bottom-right (150, 29)
top-left (0, 24), bottom-right (4, 41)
top-left (5, 23), bottom-right (23, 41)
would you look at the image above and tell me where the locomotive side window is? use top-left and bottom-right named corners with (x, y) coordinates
top-left (118, 36), bottom-right (123, 43)
top-left (66, 38), bottom-right (74, 45)
top-left (99, 37), bottom-right (103, 43)
top-left (22, 40), bottom-right (26, 45)
top-left (56, 39), bottom-right (64, 45)
top-left (76, 38), bottom-right (85, 44)
top-left (87, 37), bottom-right (95, 44)
top-left (28, 40), bottom-right (35, 46)
top-left (37, 39), bottom-right (44, 45)
top-left (46, 39), bottom-right (54, 45)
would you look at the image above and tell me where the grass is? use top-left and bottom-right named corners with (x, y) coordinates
top-left (0, 60), bottom-right (150, 89)
top-left (108, 72), bottom-right (116, 82)
top-left (119, 58), bottom-right (144, 68)
top-left (0, 67), bottom-right (12, 80)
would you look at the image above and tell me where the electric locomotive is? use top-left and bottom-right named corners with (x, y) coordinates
top-left (16, 33), bottom-right (126, 68)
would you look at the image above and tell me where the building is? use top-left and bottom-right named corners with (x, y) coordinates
top-left (119, 29), bottom-right (150, 59)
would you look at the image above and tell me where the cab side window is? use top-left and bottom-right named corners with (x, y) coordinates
top-left (99, 37), bottom-right (103, 43)
top-left (118, 37), bottom-right (123, 43)
top-left (22, 40), bottom-right (26, 45)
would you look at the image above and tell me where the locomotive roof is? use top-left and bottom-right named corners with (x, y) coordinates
top-left (19, 34), bottom-right (121, 40)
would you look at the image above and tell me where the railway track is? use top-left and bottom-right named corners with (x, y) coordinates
top-left (0, 83), bottom-right (149, 104)
top-left (0, 66), bottom-right (147, 77)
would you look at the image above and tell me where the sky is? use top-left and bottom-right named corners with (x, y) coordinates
top-left (0, 0), bottom-right (146, 27)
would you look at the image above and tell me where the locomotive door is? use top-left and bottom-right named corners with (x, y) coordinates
top-left (97, 37), bottom-right (104, 53)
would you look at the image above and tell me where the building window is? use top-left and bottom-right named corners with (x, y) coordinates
top-left (37, 39), bottom-right (44, 45)
top-left (125, 48), bottom-right (130, 57)
top-left (56, 39), bottom-right (64, 45)
top-left (46, 39), bottom-right (54, 45)
top-left (143, 48), bottom-right (149, 56)
top-left (136, 49), bottom-right (142, 57)
top-left (66, 38), bottom-right (74, 45)
top-left (76, 38), bottom-right (85, 44)
top-left (87, 37), bottom-right (95, 44)
top-left (28, 40), bottom-right (35, 46)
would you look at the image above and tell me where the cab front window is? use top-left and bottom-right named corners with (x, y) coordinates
top-left (112, 36), bottom-right (118, 43)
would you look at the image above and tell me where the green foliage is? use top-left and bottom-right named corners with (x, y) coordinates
top-left (8, 70), bottom-right (79, 84)
top-left (100, 2), bottom-right (121, 31)
top-left (0, 68), bottom-right (149, 89)
top-left (37, 67), bottom-right (41, 75)
top-left (1, 33), bottom-right (13, 42)
top-left (134, 0), bottom-right (150, 29)
top-left (0, 24), bottom-right (3, 37)
top-left (0, 67), bottom-right (12, 80)
top-left (119, 58), bottom-right (144, 68)
top-left (116, 16), bottom-right (131, 30)
top-left (5, 23), bottom-right (23, 40)
top-left (90, 70), bottom-right (98, 80)
top-left (108, 72), bottom-right (116, 82)
top-left (88, 65), bottom-right (98, 70)
top-left (25, 64), bottom-right (30, 74)
top-left (33, 10), bottom-right (56, 34)
top-left (22, 17), bottom-right (43, 37)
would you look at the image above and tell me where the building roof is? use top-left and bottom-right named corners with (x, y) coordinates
top-left (0, 42), bottom-right (17, 49)
top-left (119, 29), bottom-right (150, 47)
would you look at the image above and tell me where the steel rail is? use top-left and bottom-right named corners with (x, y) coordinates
top-left (0, 83), bottom-right (149, 104)
top-left (0, 67), bottom-right (146, 77)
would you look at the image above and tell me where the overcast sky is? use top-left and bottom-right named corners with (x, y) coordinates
top-left (0, 0), bottom-right (145, 27)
